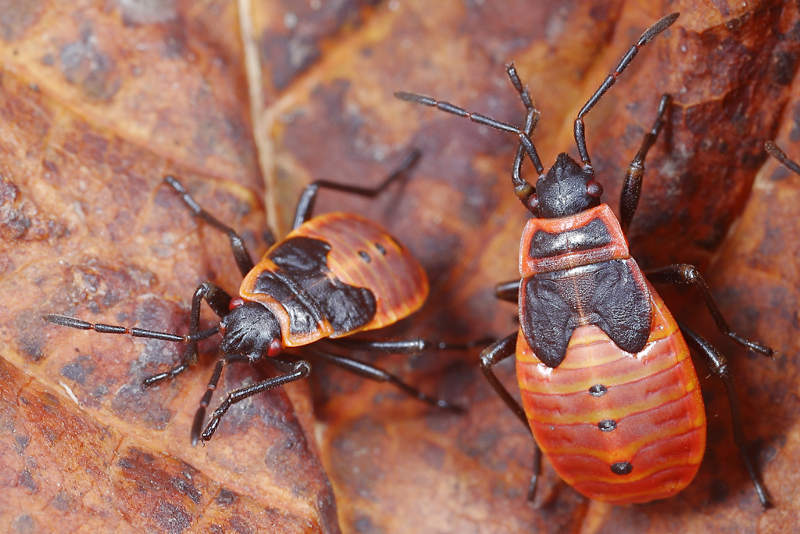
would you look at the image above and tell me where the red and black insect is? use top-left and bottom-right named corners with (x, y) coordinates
top-left (397, 13), bottom-right (775, 507)
top-left (46, 152), bottom-right (472, 444)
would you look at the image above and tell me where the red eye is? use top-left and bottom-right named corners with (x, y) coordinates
top-left (229, 297), bottom-right (245, 310)
top-left (267, 339), bottom-right (282, 357)
top-left (586, 180), bottom-right (603, 197)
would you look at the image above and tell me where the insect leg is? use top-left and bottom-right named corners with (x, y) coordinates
top-left (765, 141), bottom-right (800, 175)
top-left (620, 94), bottom-right (671, 233)
top-left (164, 176), bottom-right (259, 276)
top-left (678, 322), bottom-right (773, 508)
top-left (190, 354), bottom-right (248, 445)
top-left (646, 264), bottom-right (774, 356)
top-left (198, 357), bottom-right (311, 442)
top-left (494, 279), bottom-right (520, 302)
top-left (301, 349), bottom-right (463, 412)
top-left (143, 282), bottom-right (233, 387)
top-left (326, 336), bottom-right (494, 354)
top-left (480, 332), bottom-right (542, 501)
top-left (291, 150), bottom-right (421, 228)
top-left (574, 13), bottom-right (678, 169)
top-left (480, 333), bottom-right (528, 431)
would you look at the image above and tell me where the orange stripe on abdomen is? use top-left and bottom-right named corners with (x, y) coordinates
top-left (515, 286), bottom-right (706, 503)
top-left (517, 331), bottom-right (689, 395)
top-left (291, 213), bottom-right (428, 335)
top-left (529, 390), bottom-right (704, 458)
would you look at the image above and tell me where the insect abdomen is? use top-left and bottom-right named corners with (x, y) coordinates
top-left (240, 212), bottom-right (428, 347)
top-left (516, 286), bottom-right (706, 503)
top-left (299, 212), bottom-right (429, 331)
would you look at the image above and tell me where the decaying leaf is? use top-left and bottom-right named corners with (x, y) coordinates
top-left (1, 1), bottom-right (798, 533)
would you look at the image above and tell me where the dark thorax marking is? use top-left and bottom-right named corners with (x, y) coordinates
top-left (520, 260), bottom-right (651, 368)
top-left (253, 236), bottom-right (377, 337)
top-left (529, 218), bottom-right (612, 258)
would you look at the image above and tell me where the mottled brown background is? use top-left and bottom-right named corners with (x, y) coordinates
top-left (0, 0), bottom-right (797, 533)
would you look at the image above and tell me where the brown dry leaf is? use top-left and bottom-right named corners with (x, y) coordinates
top-left (0, 1), bottom-right (334, 532)
top-left (1, 1), bottom-right (798, 533)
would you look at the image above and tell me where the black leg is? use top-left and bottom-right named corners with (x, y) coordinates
top-left (291, 150), bottom-right (421, 228)
top-left (394, 91), bottom-right (543, 179)
top-left (327, 336), bottom-right (494, 354)
top-left (573, 13), bottom-right (678, 170)
top-left (646, 264), bottom-right (774, 356)
top-left (303, 349), bottom-right (463, 412)
top-left (164, 176), bottom-right (258, 276)
top-left (198, 357), bottom-right (311, 442)
top-left (620, 94), bottom-right (671, 233)
top-left (190, 354), bottom-right (248, 445)
top-left (479, 332), bottom-right (542, 501)
top-left (494, 279), bottom-right (519, 303)
top-left (678, 323), bottom-right (773, 508)
top-left (765, 140), bottom-right (800, 175)
top-left (143, 282), bottom-right (233, 387)
top-left (480, 334), bottom-right (528, 429)
top-left (505, 63), bottom-right (543, 206)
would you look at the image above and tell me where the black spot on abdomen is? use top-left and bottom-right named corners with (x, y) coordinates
top-left (589, 384), bottom-right (607, 396)
top-left (598, 419), bottom-right (617, 432)
top-left (611, 462), bottom-right (633, 475)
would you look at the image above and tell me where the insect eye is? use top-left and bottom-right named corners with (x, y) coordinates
top-left (526, 194), bottom-right (539, 212)
top-left (586, 180), bottom-right (603, 197)
top-left (267, 339), bottom-right (282, 357)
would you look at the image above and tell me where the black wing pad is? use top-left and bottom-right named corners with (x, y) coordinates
top-left (252, 237), bottom-right (377, 337)
top-left (520, 259), bottom-right (652, 368)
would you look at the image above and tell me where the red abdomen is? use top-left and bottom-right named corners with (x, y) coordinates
top-left (516, 286), bottom-right (706, 503)
top-left (240, 212), bottom-right (428, 347)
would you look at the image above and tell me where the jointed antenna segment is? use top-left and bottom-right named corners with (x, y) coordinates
top-left (43, 314), bottom-right (218, 343)
top-left (574, 12), bottom-right (679, 169)
top-left (394, 91), bottom-right (544, 175)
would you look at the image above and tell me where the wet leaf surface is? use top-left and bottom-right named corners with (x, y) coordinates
top-left (1, 1), bottom-right (798, 533)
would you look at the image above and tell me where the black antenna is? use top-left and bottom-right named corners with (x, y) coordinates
top-left (43, 314), bottom-right (219, 343)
